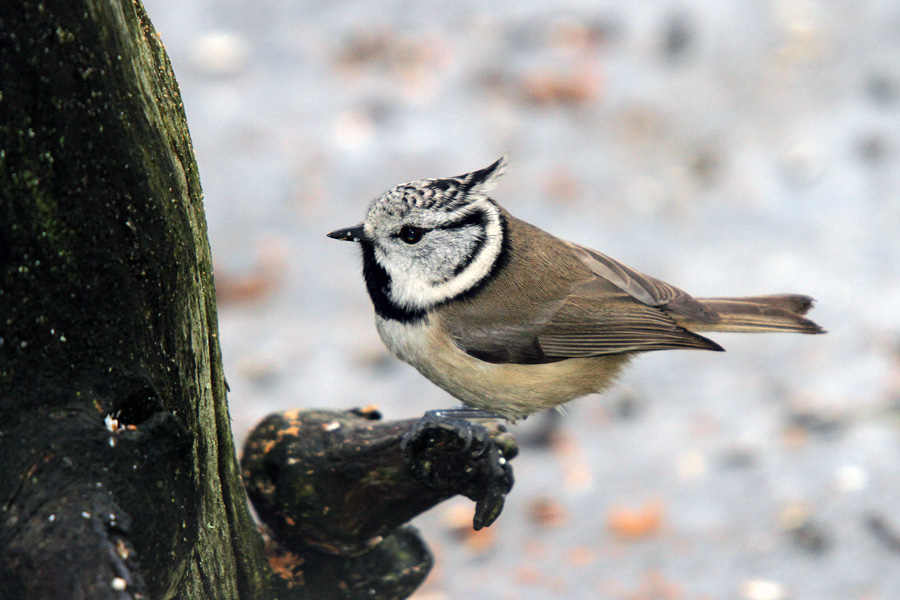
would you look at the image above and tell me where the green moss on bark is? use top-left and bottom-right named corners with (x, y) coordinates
top-left (0, 2), bottom-right (276, 598)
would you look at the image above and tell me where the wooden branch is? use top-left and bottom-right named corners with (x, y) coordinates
top-left (242, 409), bottom-right (517, 597)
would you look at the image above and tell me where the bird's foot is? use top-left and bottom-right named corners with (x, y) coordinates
top-left (401, 412), bottom-right (518, 529)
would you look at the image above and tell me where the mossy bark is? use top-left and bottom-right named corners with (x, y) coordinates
top-left (0, 1), bottom-right (273, 598)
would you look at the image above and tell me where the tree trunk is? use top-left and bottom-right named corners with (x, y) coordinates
top-left (0, 1), bottom-right (278, 597)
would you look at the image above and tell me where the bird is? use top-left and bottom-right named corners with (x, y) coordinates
top-left (327, 157), bottom-right (824, 421)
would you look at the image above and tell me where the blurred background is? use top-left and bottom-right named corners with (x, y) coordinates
top-left (142, 1), bottom-right (900, 598)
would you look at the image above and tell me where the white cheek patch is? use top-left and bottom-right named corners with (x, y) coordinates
top-left (380, 200), bottom-right (504, 311)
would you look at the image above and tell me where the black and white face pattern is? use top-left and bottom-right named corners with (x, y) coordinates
top-left (359, 157), bottom-right (508, 320)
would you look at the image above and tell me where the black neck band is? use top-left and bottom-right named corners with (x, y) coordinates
top-left (360, 243), bottom-right (426, 324)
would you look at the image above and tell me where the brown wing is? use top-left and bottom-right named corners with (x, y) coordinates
top-left (448, 287), bottom-right (722, 364)
top-left (442, 216), bottom-right (723, 364)
top-left (566, 242), bottom-right (719, 323)
top-left (535, 291), bottom-right (722, 359)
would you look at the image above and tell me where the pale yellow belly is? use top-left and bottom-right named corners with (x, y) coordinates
top-left (376, 316), bottom-right (631, 420)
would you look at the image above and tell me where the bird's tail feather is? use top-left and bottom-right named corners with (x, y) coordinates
top-left (677, 294), bottom-right (825, 334)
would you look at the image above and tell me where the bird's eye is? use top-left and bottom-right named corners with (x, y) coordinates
top-left (398, 225), bottom-right (424, 244)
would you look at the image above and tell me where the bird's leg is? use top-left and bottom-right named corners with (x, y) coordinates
top-left (425, 407), bottom-right (508, 421)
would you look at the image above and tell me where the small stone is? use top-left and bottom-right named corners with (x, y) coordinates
top-left (606, 500), bottom-right (665, 538)
top-left (779, 502), bottom-right (830, 554)
top-left (835, 464), bottom-right (868, 493)
top-left (867, 74), bottom-right (898, 106)
top-left (676, 449), bottom-right (707, 481)
top-left (190, 31), bottom-right (250, 75)
top-left (662, 12), bottom-right (693, 61)
top-left (741, 579), bottom-right (785, 600)
top-left (526, 496), bottom-right (568, 527)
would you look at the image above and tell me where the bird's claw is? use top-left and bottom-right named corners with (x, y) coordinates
top-left (401, 411), bottom-right (516, 529)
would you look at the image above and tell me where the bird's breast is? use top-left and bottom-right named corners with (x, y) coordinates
top-left (375, 313), bottom-right (632, 420)
top-left (375, 315), bottom-right (434, 366)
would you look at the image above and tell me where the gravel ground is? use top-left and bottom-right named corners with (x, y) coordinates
top-left (142, 1), bottom-right (900, 598)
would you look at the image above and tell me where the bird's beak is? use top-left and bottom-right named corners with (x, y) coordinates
top-left (327, 224), bottom-right (369, 243)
